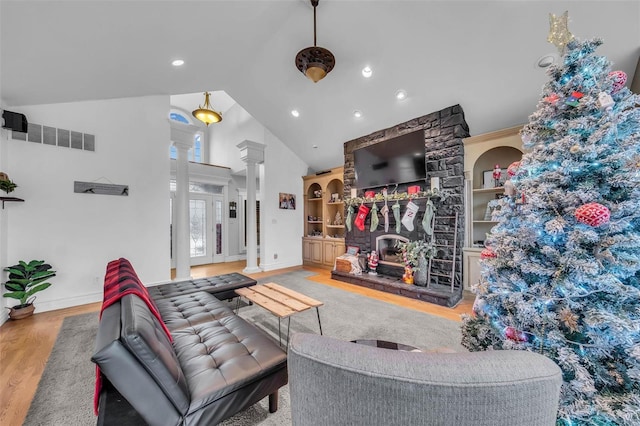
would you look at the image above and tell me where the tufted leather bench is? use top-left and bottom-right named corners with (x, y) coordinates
top-left (147, 272), bottom-right (257, 301)
top-left (92, 262), bottom-right (287, 426)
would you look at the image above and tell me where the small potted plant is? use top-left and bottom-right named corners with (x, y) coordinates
top-left (0, 172), bottom-right (17, 194)
top-left (3, 260), bottom-right (56, 319)
top-left (398, 240), bottom-right (438, 286)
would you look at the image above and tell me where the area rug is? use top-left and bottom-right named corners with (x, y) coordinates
top-left (24, 270), bottom-right (465, 425)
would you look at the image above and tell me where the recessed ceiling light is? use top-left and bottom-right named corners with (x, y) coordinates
top-left (312, 144), bottom-right (318, 149)
top-left (395, 89), bottom-right (407, 100)
top-left (362, 66), bottom-right (372, 78)
top-left (171, 59), bottom-right (185, 67)
top-left (291, 109), bottom-right (300, 118)
top-left (353, 110), bottom-right (363, 118)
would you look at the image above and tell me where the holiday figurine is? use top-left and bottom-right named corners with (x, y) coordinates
top-left (367, 251), bottom-right (379, 275)
top-left (493, 164), bottom-right (502, 187)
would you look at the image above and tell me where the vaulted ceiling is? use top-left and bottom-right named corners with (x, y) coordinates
top-left (2, 1), bottom-right (638, 171)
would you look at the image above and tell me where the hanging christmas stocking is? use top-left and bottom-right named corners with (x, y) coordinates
top-left (354, 204), bottom-right (370, 231)
top-left (345, 204), bottom-right (354, 232)
top-left (380, 203), bottom-right (389, 232)
top-left (392, 201), bottom-right (401, 233)
top-left (402, 201), bottom-right (419, 231)
top-left (422, 198), bottom-right (435, 235)
top-left (370, 202), bottom-right (379, 232)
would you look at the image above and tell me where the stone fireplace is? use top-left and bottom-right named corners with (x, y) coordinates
top-left (330, 104), bottom-right (469, 307)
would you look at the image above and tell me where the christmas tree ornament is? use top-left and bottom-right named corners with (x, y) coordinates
top-left (570, 145), bottom-right (580, 154)
top-left (504, 326), bottom-right (527, 343)
top-left (547, 11), bottom-right (574, 53)
top-left (504, 179), bottom-right (516, 197)
top-left (369, 202), bottom-right (379, 232)
top-left (544, 93), bottom-right (560, 103)
top-left (392, 201), bottom-right (401, 233)
top-left (422, 198), bottom-right (435, 235)
top-left (597, 92), bottom-right (614, 111)
top-left (575, 202), bottom-right (610, 227)
top-left (354, 203), bottom-right (370, 231)
top-left (608, 70), bottom-right (627, 93)
top-left (345, 204), bottom-right (354, 232)
top-left (507, 161), bottom-right (521, 177)
top-left (565, 91), bottom-right (584, 107)
top-left (480, 248), bottom-right (496, 259)
top-left (401, 201), bottom-right (419, 231)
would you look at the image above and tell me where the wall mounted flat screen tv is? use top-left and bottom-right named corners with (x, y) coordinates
top-left (354, 130), bottom-right (426, 188)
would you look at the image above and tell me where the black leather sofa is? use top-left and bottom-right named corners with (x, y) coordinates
top-left (92, 259), bottom-right (288, 425)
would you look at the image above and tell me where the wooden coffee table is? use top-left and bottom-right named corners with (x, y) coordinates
top-left (235, 282), bottom-right (324, 347)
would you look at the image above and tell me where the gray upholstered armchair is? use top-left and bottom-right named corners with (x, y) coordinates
top-left (288, 333), bottom-right (562, 426)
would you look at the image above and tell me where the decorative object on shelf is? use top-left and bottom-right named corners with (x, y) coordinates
top-left (504, 178), bottom-right (516, 197)
top-left (364, 190), bottom-right (375, 199)
top-left (547, 10), bottom-right (573, 54)
top-left (369, 202), bottom-right (379, 232)
top-left (3, 260), bottom-right (56, 320)
top-left (345, 204), bottom-right (354, 232)
top-left (608, 70), bottom-right (627, 93)
top-left (334, 211), bottom-right (342, 226)
top-left (192, 92), bottom-right (222, 125)
top-left (74, 180), bottom-right (129, 196)
top-left (492, 164), bottom-right (502, 187)
top-left (279, 192), bottom-right (296, 210)
top-left (575, 202), bottom-right (610, 227)
top-left (401, 200), bottom-right (419, 231)
top-left (367, 251), bottom-right (379, 275)
top-left (407, 185), bottom-right (420, 194)
top-left (0, 172), bottom-right (17, 194)
top-left (295, 0), bottom-right (335, 83)
top-left (483, 170), bottom-right (506, 189)
top-left (314, 190), bottom-right (322, 198)
top-left (354, 203), bottom-right (370, 231)
top-left (402, 267), bottom-right (414, 284)
top-left (507, 161), bottom-right (521, 177)
top-left (330, 193), bottom-right (340, 202)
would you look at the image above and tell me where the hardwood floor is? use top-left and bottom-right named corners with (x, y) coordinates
top-left (0, 261), bottom-right (473, 425)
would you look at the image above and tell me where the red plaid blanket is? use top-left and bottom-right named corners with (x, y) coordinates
top-left (94, 258), bottom-right (172, 415)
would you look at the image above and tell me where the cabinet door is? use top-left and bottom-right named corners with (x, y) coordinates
top-left (322, 241), bottom-right (335, 266)
top-left (463, 250), bottom-right (481, 291)
top-left (310, 240), bottom-right (323, 263)
top-left (303, 239), bottom-right (312, 261)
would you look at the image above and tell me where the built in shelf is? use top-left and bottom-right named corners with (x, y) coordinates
top-left (307, 221), bottom-right (323, 224)
top-left (0, 196), bottom-right (25, 209)
top-left (327, 201), bottom-right (344, 205)
top-left (308, 198), bottom-right (323, 201)
top-left (326, 225), bottom-right (345, 228)
top-left (473, 220), bottom-right (498, 224)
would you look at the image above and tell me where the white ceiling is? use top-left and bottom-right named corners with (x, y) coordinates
top-left (2, 1), bottom-right (639, 172)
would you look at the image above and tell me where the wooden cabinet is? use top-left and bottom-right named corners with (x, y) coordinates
top-left (302, 167), bottom-right (345, 268)
top-left (462, 126), bottom-right (523, 290)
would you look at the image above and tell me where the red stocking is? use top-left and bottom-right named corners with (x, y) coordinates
top-left (354, 204), bottom-right (370, 231)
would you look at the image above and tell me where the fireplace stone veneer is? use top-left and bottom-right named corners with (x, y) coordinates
top-left (331, 105), bottom-right (469, 307)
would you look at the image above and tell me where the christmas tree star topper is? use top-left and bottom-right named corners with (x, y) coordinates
top-left (547, 11), bottom-right (574, 53)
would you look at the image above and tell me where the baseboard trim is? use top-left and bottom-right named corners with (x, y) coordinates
top-left (33, 292), bottom-right (103, 314)
top-left (260, 260), bottom-right (303, 272)
top-left (225, 254), bottom-right (246, 262)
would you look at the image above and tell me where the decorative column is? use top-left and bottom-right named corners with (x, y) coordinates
top-left (237, 140), bottom-right (265, 273)
top-left (170, 121), bottom-right (198, 280)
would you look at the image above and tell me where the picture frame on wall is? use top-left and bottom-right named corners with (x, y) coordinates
top-left (482, 170), bottom-right (507, 189)
top-left (279, 192), bottom-right (296, 210)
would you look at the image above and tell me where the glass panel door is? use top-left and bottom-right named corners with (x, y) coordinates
top-left (213, 195), bottom-right (224, 263)
top-left (189, 193), bottom-right (213, 266)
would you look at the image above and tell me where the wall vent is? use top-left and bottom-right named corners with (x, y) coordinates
top-left (10, 122), bottom-right (95, 152)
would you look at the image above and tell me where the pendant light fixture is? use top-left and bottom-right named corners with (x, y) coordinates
top-left (192, 92), bottom-right (222, 125)
top-left (295, 0), bottom-right (335, 83)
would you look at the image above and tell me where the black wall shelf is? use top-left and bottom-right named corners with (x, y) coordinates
top-left (0, 196), bottom-right (25, 209)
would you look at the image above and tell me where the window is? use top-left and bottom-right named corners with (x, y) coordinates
top-left (169, 112), bottom-right (203, 163)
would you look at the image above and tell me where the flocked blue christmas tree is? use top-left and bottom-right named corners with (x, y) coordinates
top-left (461, 37), bottom-right (640, 425)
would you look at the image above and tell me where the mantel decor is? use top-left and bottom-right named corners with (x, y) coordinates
top-left (345, 188), bottom-right (451, 207)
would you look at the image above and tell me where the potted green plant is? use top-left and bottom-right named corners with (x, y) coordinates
top-left (398, 240), bottom-right (438, 286)
top-left (3, 260), bottom-right (56, 319)
top-left (0, 178), bottom-right (17, 194)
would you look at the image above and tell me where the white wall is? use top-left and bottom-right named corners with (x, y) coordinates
top-left (0, 97), bottom-right (9, 324)
top-left (4, 96), bottom-right (170, 313)
top-left (209, 102), bottom-right (308, 271)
